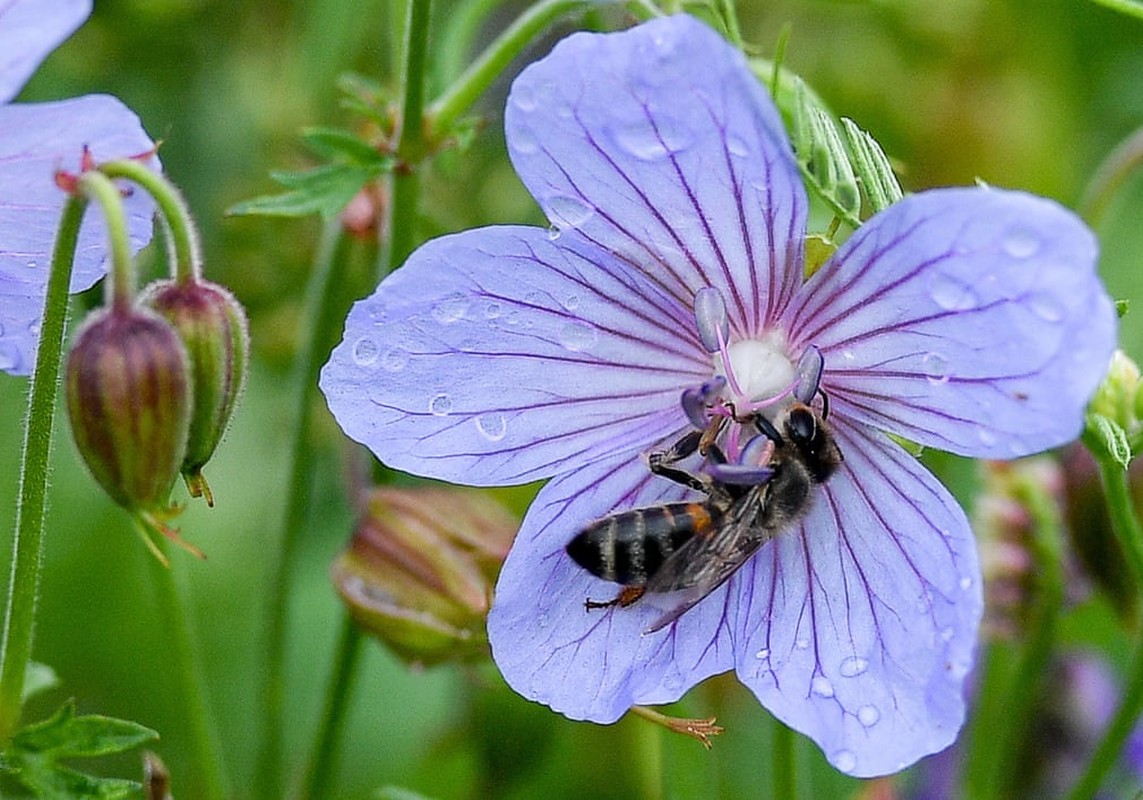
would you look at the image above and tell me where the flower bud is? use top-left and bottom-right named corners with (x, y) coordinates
top-left (141, 277), bottom-right (249, 506)
top-left (332, 487), bottom-right (516, 666)
top-left (66, 305), bottom-right (191, 512)
top-left (1089, 349), bottom-right (1142, 433)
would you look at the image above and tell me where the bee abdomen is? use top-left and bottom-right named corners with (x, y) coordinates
top-left (566, 502), bottom-right (717, 586)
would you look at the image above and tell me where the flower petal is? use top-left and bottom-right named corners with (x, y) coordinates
top-left (0, 96), bottom-right (158, 375)
top-left (320, 226), bottom-right (711, 484)
top-left (733, 418), bottom-right (981, 777)
top-left (785, 187), bottom-right (1115, 458)
top-left (0, 0), bottom-right (90, 102)
top-left (488, 451), bottom-right (737, 721)
top-left (506, 15), bottom-right (806, 337)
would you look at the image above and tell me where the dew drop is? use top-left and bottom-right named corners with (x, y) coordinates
top-left (613, 121), bottom-right (693, 161)
top-left (978, 428), bottom-right (997, 447)
top-left (921, 351), bottom-right (951, 385)
top-left (559, 321), bottom-right (598, 352)
top-left (483, 302), bottom-right (503, 320)
top-left (839, 656), bottom-right (869, 678)
top-left (512, 125), bottom-right (539, 155)
top-left (512, 82), bottom-right (537, 112)
top-left (930, 274), bottom-right (980, 311)
top-left (939, 626), bottom-right (955, 643)
top-left (834, 750), bottom-right (858, 774)
top-left (1002, 227), bottom-right (1040, 259)
top-left (811, 675), bottom-right (835, 698)
top-left (562, 294), bottom-right (580, 311)
top-left (429, 393), bottom-right (453, 417)
top-left (1028, 292), bottom-right (1064, 322)
top-left (794, 637), bottom-right (809, 650)
top-left (755, 648), bottom-right (771, 661)
top-left (959, 575), bottom-right (973, 591)
top-left (352, 336), bottom-right (379, 366)
top-left (857, 704), bottom-right (881, 727)
top-left (432, 296), bottom-right (469, 325)
top-left (546, 195), bottom-right (594, 229)
top-left (382, 347), bottom-right (408, 372)
top-left (547, 225), bottom-right (561, 241)
top-left (474, 413), bottom-right (507, 442)
top-left (25, 260), bottom-right (37, 270)
top-left (726, 135), bottom-right (750, 158)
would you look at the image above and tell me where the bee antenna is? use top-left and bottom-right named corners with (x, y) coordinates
top-left (817, 388), bottom-right (832, 420)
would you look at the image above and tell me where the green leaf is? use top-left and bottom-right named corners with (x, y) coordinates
top-left (1085, 412), bottom-right (1132, 470)
top-left (227, 163), bottom-right (377, 219)
top-left (1088, 0), bottom-right (1143, 21)
top-left (1, 701), bottom-right (158, 799)
top-left (301, 127), bottom-right (391, 167)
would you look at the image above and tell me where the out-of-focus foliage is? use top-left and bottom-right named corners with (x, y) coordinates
top-left (1, 0), bottom-right (1141, 797)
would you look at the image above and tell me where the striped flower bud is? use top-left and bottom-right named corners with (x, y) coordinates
top-left (66, 305), bottom-right (191, 513)
top-left (332, 487), bottom-right (516, 666)
top-left (141, 277), bottom-right (248, 506)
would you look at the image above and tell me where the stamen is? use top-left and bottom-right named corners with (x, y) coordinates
top-left (792, 346), bottom-right (824, 403)
top-left (704, 462), bottom-right (774, 486)
top-left (694, 287), bottom-right (729, 354)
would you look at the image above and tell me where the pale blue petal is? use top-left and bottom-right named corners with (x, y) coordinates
top-left (0, 96), bottom-right (158, 374)
top-left (506, 15), bottom-right (806, 338)
top-left (321, 226), bottom-right (711, 485)
top-left (0, 0), bottom-right (90, 102)
top-left (734, 418), bottom-right (981, 777)
top-left (785, 188), bottom-right (1115, 458)
top-left (488, 451), bottom-right (738, 721)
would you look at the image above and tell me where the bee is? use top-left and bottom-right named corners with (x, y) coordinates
top-left (565, 400), bottom-right (842, 632)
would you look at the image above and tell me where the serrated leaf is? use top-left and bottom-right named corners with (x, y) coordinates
top-left (840, 117), bottom-right (903, 213)
top-left (301, 127), bottom-right (391, 168)
top-left (10, 760), bottom-right (140, 800)
top-left (23, 662), bottom-right (60, 703)
top-left (13, 701), bottom-right (158, 758)
top-left (228, 163), bottom-right (376, 219)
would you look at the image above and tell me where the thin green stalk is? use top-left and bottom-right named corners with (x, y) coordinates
top-left (255, 220), bottom-right (354, 798)
top-left (996, 479), bottom-right (1066, 799)
top-left (715, 0), bottom-right (742, 47)
top-left (425, 0), bottom-right (597, 143)
top-left (100, 159), bottom-right (203, 283)
top-left (1067, 448), bottom-right (1143, 800)
top-left (300, 616), bottom-right (364, 800)
top-left (0, 197), bottom-right (85, 744)
top-left (144, 541), bottom-right (227, 800)
top-left (630, 713), bottom-right (664, 800)
top-left (772, 719), bottom-right (795, 800)
top-left (77, 171), bottom-right (137, 312)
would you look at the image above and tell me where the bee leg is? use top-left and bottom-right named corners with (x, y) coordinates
top-left (584, 586), bottom-right (646, 611)
top-left (648, 430), bottom-right (709, 492)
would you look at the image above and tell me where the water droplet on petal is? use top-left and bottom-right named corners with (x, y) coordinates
top-left (978, 428), bottom-right (997, 447)
top-left (939, 626), bottom-right (955, 642)
top-left (512, 82), bottom-right (537, 112)
top-left (382, 347), bottom-right (408, 372)
top-left (352, 336), bottom-right (379, 366)
top-left (559, 321), bottom-right (598, 352)
top-left (432, 296), bottom-right (469, 324)
top-left (547, 225), bottom-right (561, 241)
top-left (546, 195), bottom-right (594, 229)
top-left (483, 302), bottom-right (503, 320)
top-left (512, 125), bottom-right (539, 155)
top-left (1028, 292), bottom-right (1064, 322)
top-left (834, 750), bottom-right (858, 774)
top-left (921, 351), bottom-right (951, 385)
top-left (930, 274), bottom-right (980, 311)
top-left (25, 260), bottom-right (37, 270)
top-left (755, 648), bottom-right (770, 660)
top-left (839, 656), bottom-right (869, 678)
top-left (474, 413), bottom-right (507, 442)
top-left (1002, 227), bottom-right (1040, 259)
top-left (429, 394), bottom-right (453, 416)
top-left (726, 135), bottom-right (750, 157)
top-left (811, 675), bottom-right (834, 697)
top-left (562, 294), bottom-right (580, 311)
top-left (613, 120), bottom-right (693, 161)
top-left (857, 705), bottom-right (880, 727)
top-left (959, 575), bottom-right (973, 591)
top-left (795, 637), bottom-right (809, 650)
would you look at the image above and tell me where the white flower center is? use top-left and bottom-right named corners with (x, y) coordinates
top-left (715, 331), bottom-right (794, 406)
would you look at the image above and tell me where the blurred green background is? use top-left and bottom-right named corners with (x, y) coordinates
top-left (1, 0), bottom-right (1142, 797)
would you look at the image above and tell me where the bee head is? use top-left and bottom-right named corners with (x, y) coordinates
top-left (784, 404), bottom-right (842, 484)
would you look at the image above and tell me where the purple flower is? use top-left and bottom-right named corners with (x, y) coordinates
top-left (0, 0), bottom-right (157, 375)
top-left (320, 15), bottom-right (1116, 777)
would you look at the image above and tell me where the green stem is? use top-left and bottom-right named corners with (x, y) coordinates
top-left (425, 0), bottom-right (597, 143)
top-left (76, 171), bottom-right (137, 312)
top-left (1087, 0), bottom-right (1143, 23)
top-left (716, 0), bottom-right (743, 46)
top-left (144, 541), bottom-right (227, 800)
top-left (0, 197), bottom-right (85, 744)
top-left (255, 221), bottom-right (357, 798)
top-left (100, 159), bottom-right (203, 283)
top-left (300, 616), bottom-right (364, 800)
top-left (772, 719), bottom-right (796, 800)
top-left (1067, 448), bottom-right (1143, 800)
top-left (996, 477), bottom-right (1066, 799)
top-left (630, 713), bottom-right (664, 800)
top-left (386, 0), bottom-right (432, 273)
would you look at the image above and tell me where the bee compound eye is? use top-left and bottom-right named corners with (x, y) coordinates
top-left (786, 407), bottom-right (817, 445)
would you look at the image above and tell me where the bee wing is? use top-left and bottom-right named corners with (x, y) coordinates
top-left (642, 485), bottom-right (772, 633)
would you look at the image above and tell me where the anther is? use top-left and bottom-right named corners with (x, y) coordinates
top-left (694, 287), bottom-right (730, 354)
top-left (792, 345), bottom-right (824, 404)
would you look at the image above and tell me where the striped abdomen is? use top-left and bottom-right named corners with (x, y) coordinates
top-left (565, 502), bottom-right (721, 587)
